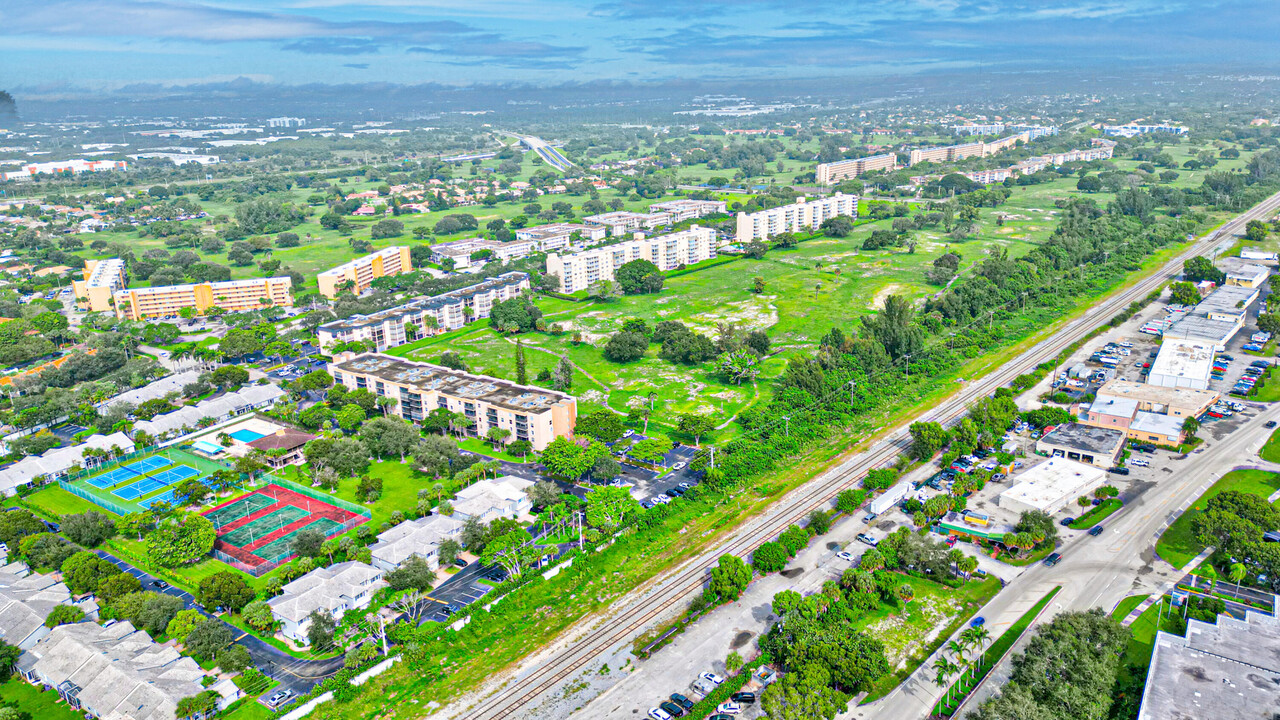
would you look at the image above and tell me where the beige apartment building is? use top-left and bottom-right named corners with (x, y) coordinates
top-left (545, 225), bottom-right (716, 293)
top-left (815, 153), bottom-right (898, 185)
top-left (908, 132), bottom-right (1030, 166)
top-left (734, 192), bottom-right (858, 242)
top-left (647, 199), bottom-right (728, 222)
top-left (112, 277), bottom-right (293, 321)
top-left (330, 354), bottom-right (576, 450)
top-left (72, 258), bottom-right (127, 313)
top-left (317, 246), bottom-right (412, 299)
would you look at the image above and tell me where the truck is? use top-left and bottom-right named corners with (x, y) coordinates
top-left (868, 481), bottom-right (912, 515)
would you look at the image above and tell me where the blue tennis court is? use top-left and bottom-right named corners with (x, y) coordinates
top-left (86, 466), bottom-right (136, 489)
top-left (140, 489), bottom-right (176, 509)
top-left (124, 456), bottom-right (171, 475)
top-left (148, 465), bottom-right (200, 486)
top-left (114, 477), bottom-right (166, 500)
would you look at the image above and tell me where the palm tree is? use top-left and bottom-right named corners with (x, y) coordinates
top-left (376, 396), bottom-right (396, 417)
top-left (432, 482), bottom-right (444, 505)
top-left (1230, 562), bottom-right (1248, 594)
top-left (933, 656), bottom-right (958, 702)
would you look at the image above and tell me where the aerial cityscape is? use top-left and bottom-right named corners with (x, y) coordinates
top-left (2, 3), bottom-right (1280, 720)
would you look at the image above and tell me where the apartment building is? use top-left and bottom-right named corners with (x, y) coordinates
top-left (963, 168), bottom-right (1013, 184)
top-left (1102, 123), bottom-right (1189, 138)
top-left (317, 272), bottom-right (531, 352)
top-left (952, 123), bottom-right (1005, 136)
top-left (317, 246), bottom-right (412, 299)
top-left (112, 276), bottom-right (293, 321)
top-left (330, 354), bottom-right (577, 450)
top-left (583, 210), bottom-right (671, 236)
top-left (546, 225), bottom-right (717, 293)
top-left (647, 199), bottom-right (728, 222)
top-left (71, 258), bottom-right (126, 313)
top-left (430, 237), bottom-right (538, 271)
top-left (734, 193), bottom-right (858, 242)
top-left (907, 132), bottom-right (1030, 166)
top-left (815, 153), bottom-right (898, 185)
top-left (1007, 124), bottom-right (1059, 140)
top-left (514, 222), bottom-right (608, 252)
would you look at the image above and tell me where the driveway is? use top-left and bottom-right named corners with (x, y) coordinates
top-left (93, 551), bottom-right (346, 701)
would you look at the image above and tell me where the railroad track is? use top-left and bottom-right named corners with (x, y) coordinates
top-left (461, 191), bottom-right (1280, 720)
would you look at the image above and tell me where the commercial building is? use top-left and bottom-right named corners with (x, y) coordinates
top-left (734, 193), bottom-right (858, 242)
top-left (71, 259), bottom-right (127, 313)
top-left (997, 457), bottom-right (1108, 516)
top-left (1102, 123), bottom-right (1189, 138)
top-left (1148, 339), bottom-right (1217, 390)
top-left (907, 132), bottom-right (1029, 166)
top-left (430, 237), bottom-right (537, 271)
top-left (1035, 423), bottom-right (1126, 469)
top-left (268, 562), bottom-right (387, 644)
top-left (1239, 248), bottom-right (1279, 265)
top-left (547, 226), bottom-right (716, 293)
top-left (1217, 257), bottom-right (1270, 288)
top-left (1138, 610), bottom-right (1280, 720)
top-left (451, 476), bottom-right (536, 523)
top-left (583, 211), bottom-right (671, 236)
top-left (18, 620), bottom-right (236, 720)
top-left (370, 514), bottom-right (465, 572)
top-left (648, 199), bottom-right (728, 221)
top-left (317, 272), bottom-right (530, 352)
top-left (245, 427), bottom-right (317, 469)
top-left (514, 223), bottom-right (608, 252)
top-left (2, 159), bottom-right (128, 183)
top-left (113, 276), bottom-right (293, 321)
top-left (318, 246), bottom-right (413, 299)
top-left (815, 154), bottom-right (898, 185)
top-left (330, 354), bottom-right (577, 451)
top-left (1079, 380), bottom-right (1218, 445)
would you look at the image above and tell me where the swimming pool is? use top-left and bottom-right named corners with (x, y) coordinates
top-left (229, 429), bottom-right (266, 443)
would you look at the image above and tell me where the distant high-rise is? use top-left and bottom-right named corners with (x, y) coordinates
top-left (0, 91), bottom-right (17, 121)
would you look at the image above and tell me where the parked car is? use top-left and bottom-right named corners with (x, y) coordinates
top-left (1268, 420), bottom-right (1278, 429)
top-left (670, 693), bottom-right (694, 710)
top-left (716, 701), bottom-right (742, 715)
top-left (659, 701), bottom-right (685, 718)
top-left (649, 708), bottom-right (673, 720)
top-left (266, 690), bottom-right (294, 708)
top-left (863, 512), bottom-right (878, 523)
top-left (1044, 552), bottom-right (1063, 567)
top-left (153, 580), bottom-right (170, 590)
top-left (1089, 526), bottom-right (1105, 537)
top-left (731, 691), bottom-right (756, 704)
top-left (1109, 466), bottom-right (1130, 476)
top-left (1130, 458), bottom-right (1150, 468)
top-left (970, 616), bottom-right (986, 627)
top-left (453, 558), bottom-right (469, 568)
top-left (672, 462), bottom-right (687, 471)
top-left (1059, 517), bottom-right (1074, 527)
top-left (836, 550), bottom-right (855, 562)
top-left (856, 533), bottom-right (879, 546)
top-left (701, 672), bottom-right (725, 685)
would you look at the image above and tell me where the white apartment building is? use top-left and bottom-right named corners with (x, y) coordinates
top-left (430, 237), bottom-right (538, 271)
top-left (317, 272), bottom-right (531, 351)
top-left (514, 223), bottom-right (608, 252)
top-left (546, 225), bottom-right (717, 293)
top-left (952, 123), bottom-right (1006, 136)
top-left (72, 258), bottom-right (126, 313)
top-left (1008, 124), bottom-right (1059, 140)
top-left (734, 193), bottom-right (858, 242)
top-left (583, 211), bottom-right (671, 236)
top-left (815, 154), bottom-right (898, 185)
top-left (317, 246), bottom-right (412, 299)
top-left (1102, 123), bottom-right (1189, 138)
top-left (647, 199), bottom-right (728, 222)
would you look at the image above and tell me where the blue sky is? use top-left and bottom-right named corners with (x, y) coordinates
top-left (0, 0), bottom-right (1274, 92)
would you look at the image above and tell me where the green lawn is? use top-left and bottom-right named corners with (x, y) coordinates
top-left (17, 485), bottom-right (102, 518)
top-left (0, 679), bottom-right (84, 720)
top-left (1156, 469), bottom-right (1280, 568)
top-left (276, 458), bottom-right (431, 527)
top-left (1262, 427), bottom-right (1280, 463)
top-left (1070, 498), bottom-right (1122, 529)
top-left (457, 437), bottom-right (536, 464)
top-left (1111, 594), bottom-right (1150, 622)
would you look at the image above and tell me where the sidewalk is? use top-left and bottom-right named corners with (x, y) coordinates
top-left (1119, 546), bottom-right (1215, 626)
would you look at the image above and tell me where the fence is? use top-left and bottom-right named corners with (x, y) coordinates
top-left (63, 444), bottom-right (162, 484)
top-left (266, 474), bottom-right (373, 520)
top-left (58, 479), bottom-right (133, 516)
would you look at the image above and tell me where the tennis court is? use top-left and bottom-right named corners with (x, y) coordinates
top-left (219, 505), bottom-right (310, 547)
top-left (253, 517), bottom-right (345, 563)
top-left (205, 482), bottom-right (367, 574)
top-left (140, 489), bottom-right (176, 509)
top-left (123, 456), bottom-right (171, 475)
top-left (148, 465), bottom-right (200, 486)
top-left (113, 476), bottom-right (167, 500)
top-left (86, 466), bottom-right (136, 489)
top-left (206, 492), bottom-right (276, 528)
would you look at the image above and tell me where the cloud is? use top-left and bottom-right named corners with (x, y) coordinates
top-left (283, 37), bottom-right (381, 55)
top-left (407, 36), bottom-right (586, 69)
top-left (342, 63), bottom-right (370, 69)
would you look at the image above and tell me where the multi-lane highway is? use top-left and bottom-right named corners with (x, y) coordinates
top-left (451, 189), bottom-right (1280, 720)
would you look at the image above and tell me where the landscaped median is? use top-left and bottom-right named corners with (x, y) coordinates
top-left (1069, 498), bottom-right (1122, 529)
top-left (931, 586), bottom-right (1062, 718)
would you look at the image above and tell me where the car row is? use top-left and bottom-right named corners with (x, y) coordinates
top-left (648, 673), bottom-right (757, 720)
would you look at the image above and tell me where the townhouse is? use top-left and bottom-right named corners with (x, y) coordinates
top-left (267, 562), bottom-right (387, 644)
top-left (369, 514), bottom-right (465, 572)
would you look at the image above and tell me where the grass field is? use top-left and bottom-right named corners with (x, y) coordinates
top-left (1262, 427), bottom-right (1280, 463)
top-left (21, 485), bottom-right (104, 518)
top-left (1155, 469), bottom-right (1280, 568)
top-left (1070, 498), bottom-right (1122, 529)
top-left (0, 679), bottom-right (84, 720)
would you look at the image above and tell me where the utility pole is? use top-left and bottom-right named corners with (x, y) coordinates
top-left (904, 354), bottom-right (912, 378)
top-left (380, 614), bottom-right (388, 655)
top-left (709, 446), bottom-right (715, 469)
top-left (848, 380), bottom-right (856, 406)
top-left (782, 416), bottom-right (790, 436)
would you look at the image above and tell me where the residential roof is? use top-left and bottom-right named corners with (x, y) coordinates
top-left (1037, 423), bottom-right (1126, 455)
top-left (318, 272), bottom-right (528, 334)
top-left (1139, 611), bottom-right (1280, 720)
top-left (247, 427), bottom-right (317, 452)
top-left (331, 354), bottom-right (574, 416)
top-left (267, 562), bottom-right (386, 624)
top-left (0, 564), bottom-right (88, 649)
top-left (99, 370), bottom-right (201, 411)
top-left (452, 476), bottom-right (535, 519)
top-left (132, 385), bottom-right (285, 437)
top-left (318, 246), bottom-right (408, 280)
top-left (370, 514), bottom-right (465, 568)
top-left (0, 431), bottom-right (135, 495)
top-left (21, 621), bottom-right (213, 720)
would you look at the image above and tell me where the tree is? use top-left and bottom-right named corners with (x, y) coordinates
top-left (615, 259), bottom-right (664, 295)
top-left (630, 436), bottom-right (672, 465)
top-left (117, 591), bottom-right (184, 635)
top-left (585, 486), bottom-right (640, 529)
top-left (1246, 219), bottom-right (1269, 242)
top-left (216, 643), bottom-right (253, 673)
top-left (98, 572), bottom-right (141, 603)
top-left (146, 513), bottom-right (216, 567)
top-left (709, 555), bottom-right (751, 602)
top-left (820, 215), bottom-right (855, 237)
top-left (753, 541), bottom-right (788, 574)
top-left (60, 551), bottom-right (118, 595)
top-left (166, 609), bottom-right (205, 643)
top-left (1169, 281), bottom-right (1201, 306)
top-left (576, 409), bottom-right (626, 442)
top-left (553, 356), bottom-right (574, 391)
top-left (241, 600), bottom-right (275, 632)
top-left (1183, 256), bottom-right (1226, 285)
top-left (184, 619), bottom-right (233, 660)
top-left (439, 539), bottom-right (462, 567)
top-left (745, 240), bottom-right (767, 259)
top-left (198, 571), bottom-right (254, 612)
top-left (515, 339), bottom-right (527, 385)
top-left (306, 609), bottom-right (337, 648)
top-left (44, 604), bottom-right (85, 628)
top-left (359, 416), bottom-right (420, 460)
top-left (718, 349), bottom-right (760, 385)
top-left (1076, 175), bottom-right (1103, 193)
top-left (0, 639), bottom-right (19, 683)
top-left (371, 219), bottom-right (405, 239)
top-left (909, 421), bottom-right (949, 460)
top-left (336, 403), bottom-right (367, 432)
top-left (676, 413), bottom-right (716, 446)
top-left (176, 691), bottom-right (222, 720)
top-left (0, 508), bottom-right (47, 549)
top-left (1182, 415), bottom-right (1200, 440)
top-left (760, 666), bottom-right (849, 720)
top-left (385, 554), bottom-right (436, 592)
top-left (480, 529), bottom-right (543, 578)
top-left (602, 331), bottom-right (648, 362)
top-left (591, 453), bottom-right (621, 481)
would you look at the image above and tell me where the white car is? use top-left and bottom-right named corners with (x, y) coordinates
top-left (652, 494), bottom-right (671, 505)
top-left (649, 708), bottom-right (672, 720)
top-left (836, 551), bottom-right (855, 562)
top-left (623, 429), bottom-right (635, 437)
top-left (672, 462), bottom-right (687, 471)
top-left (1129, 458), bottom-right (1150, 468)
top-left (716, 701), bottom-right (741, 715)
top-left (702, 671), bottom-right (725, 685)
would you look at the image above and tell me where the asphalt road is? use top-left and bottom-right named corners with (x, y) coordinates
top-left (445, 189), bottom-right (1280, 720)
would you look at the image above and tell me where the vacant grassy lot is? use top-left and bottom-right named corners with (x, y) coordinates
top-left (1155, 469), bottom-right (1280, 568)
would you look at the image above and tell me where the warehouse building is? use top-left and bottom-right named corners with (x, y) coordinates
top-left (1147, 339), bottom-right (1217, 390)
top-left (1035, 424), bottom-right (1125, 469)
top-left (997, 457), bottom-right (1108, 516)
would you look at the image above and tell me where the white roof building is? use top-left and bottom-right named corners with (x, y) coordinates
top-left (1148, 339), bottom-right (1216, 390)
top-left (131, 384), bottom-right (285, 439)
top-left (0, 431), bottom-right (135, 496)
top-left (451, 476), bottom-right (536, 523)
top-left (268, 562), bottom-right (386, 643)
top-left (99, 370), bottom-right (202, 411)
top-left (369, 514), bottom-right (465, 572)
top-left (997, 458), bottom-right (1108, 516)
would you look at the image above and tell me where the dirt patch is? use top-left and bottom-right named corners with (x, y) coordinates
top-left (869, 283), bottom-right (904, 310)
top-left (780, 567), bottom-right (804, 579)
top-left (731, 631), bottom-right (755, 649)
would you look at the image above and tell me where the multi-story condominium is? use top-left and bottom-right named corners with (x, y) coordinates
top-left (330, 353), bottom-right (577, 450)
top-left (546, 226), bottom-right (717, 293)
top-left (1102, 123), bottom-right (1189, 138)
top-left (583, 210), bottom-right (671, 236)
top-left (430, 237), bottom-right (538, 271)
top-left (2, 159), bottom-right (128, 183)
top-left (963, 168), bottom-right (1013, 184)
top-left (317, 272), bottom-right (531, 352)
top-left (952, 123), bottom-right (1005, 136)
top-left (112, 276), bottom-right (293, 321)
top-left (647, 199), bottom-right (728, 222)
top-left (815, 153), bottom-right (899, 185)
top-left (908, 132), bottom-right (1030, 166)
top-left (1008, 124), bottom-right (1059, 141)
top-left (317, 246), bottom-right (412, 299)
top-left (734, 193), bottom-right (858, 242)
top-left (514, 223), bottom-right (608, 252)
top-left (71, 258), bottom-right (126, 313)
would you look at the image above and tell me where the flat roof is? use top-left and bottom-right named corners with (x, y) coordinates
top-left (1195, 285), bottom-right (1259, 317)
top-left (318, 246), bottom-right (407, 279)
top-left (1130, 411), bottom-right (1184, 438)
top-left (1087, 396), bottom-right (1139, 419)
top-left (319, 272), bottom-right (527, 333)
top-left (1149, 340), bottom-right (1215, 383)
top-left (1095, 379), bottom-right (1219, 409)
top-left (1164, 314), bottom-right (1240, 344)
top-left (998, 458), bottom-right (1107, 511)
top-left (1038, 423), bottom-right (1125, 455)
top-left (1217, 257), bottom-right (1270, 281)
top-left (1139, 612), bottom-right (1280, 720)
top-left (331, 353), bottom-right (574, 414)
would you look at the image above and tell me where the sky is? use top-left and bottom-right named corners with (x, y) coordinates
top-left (1, 0), bottom-right (1276, 93)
